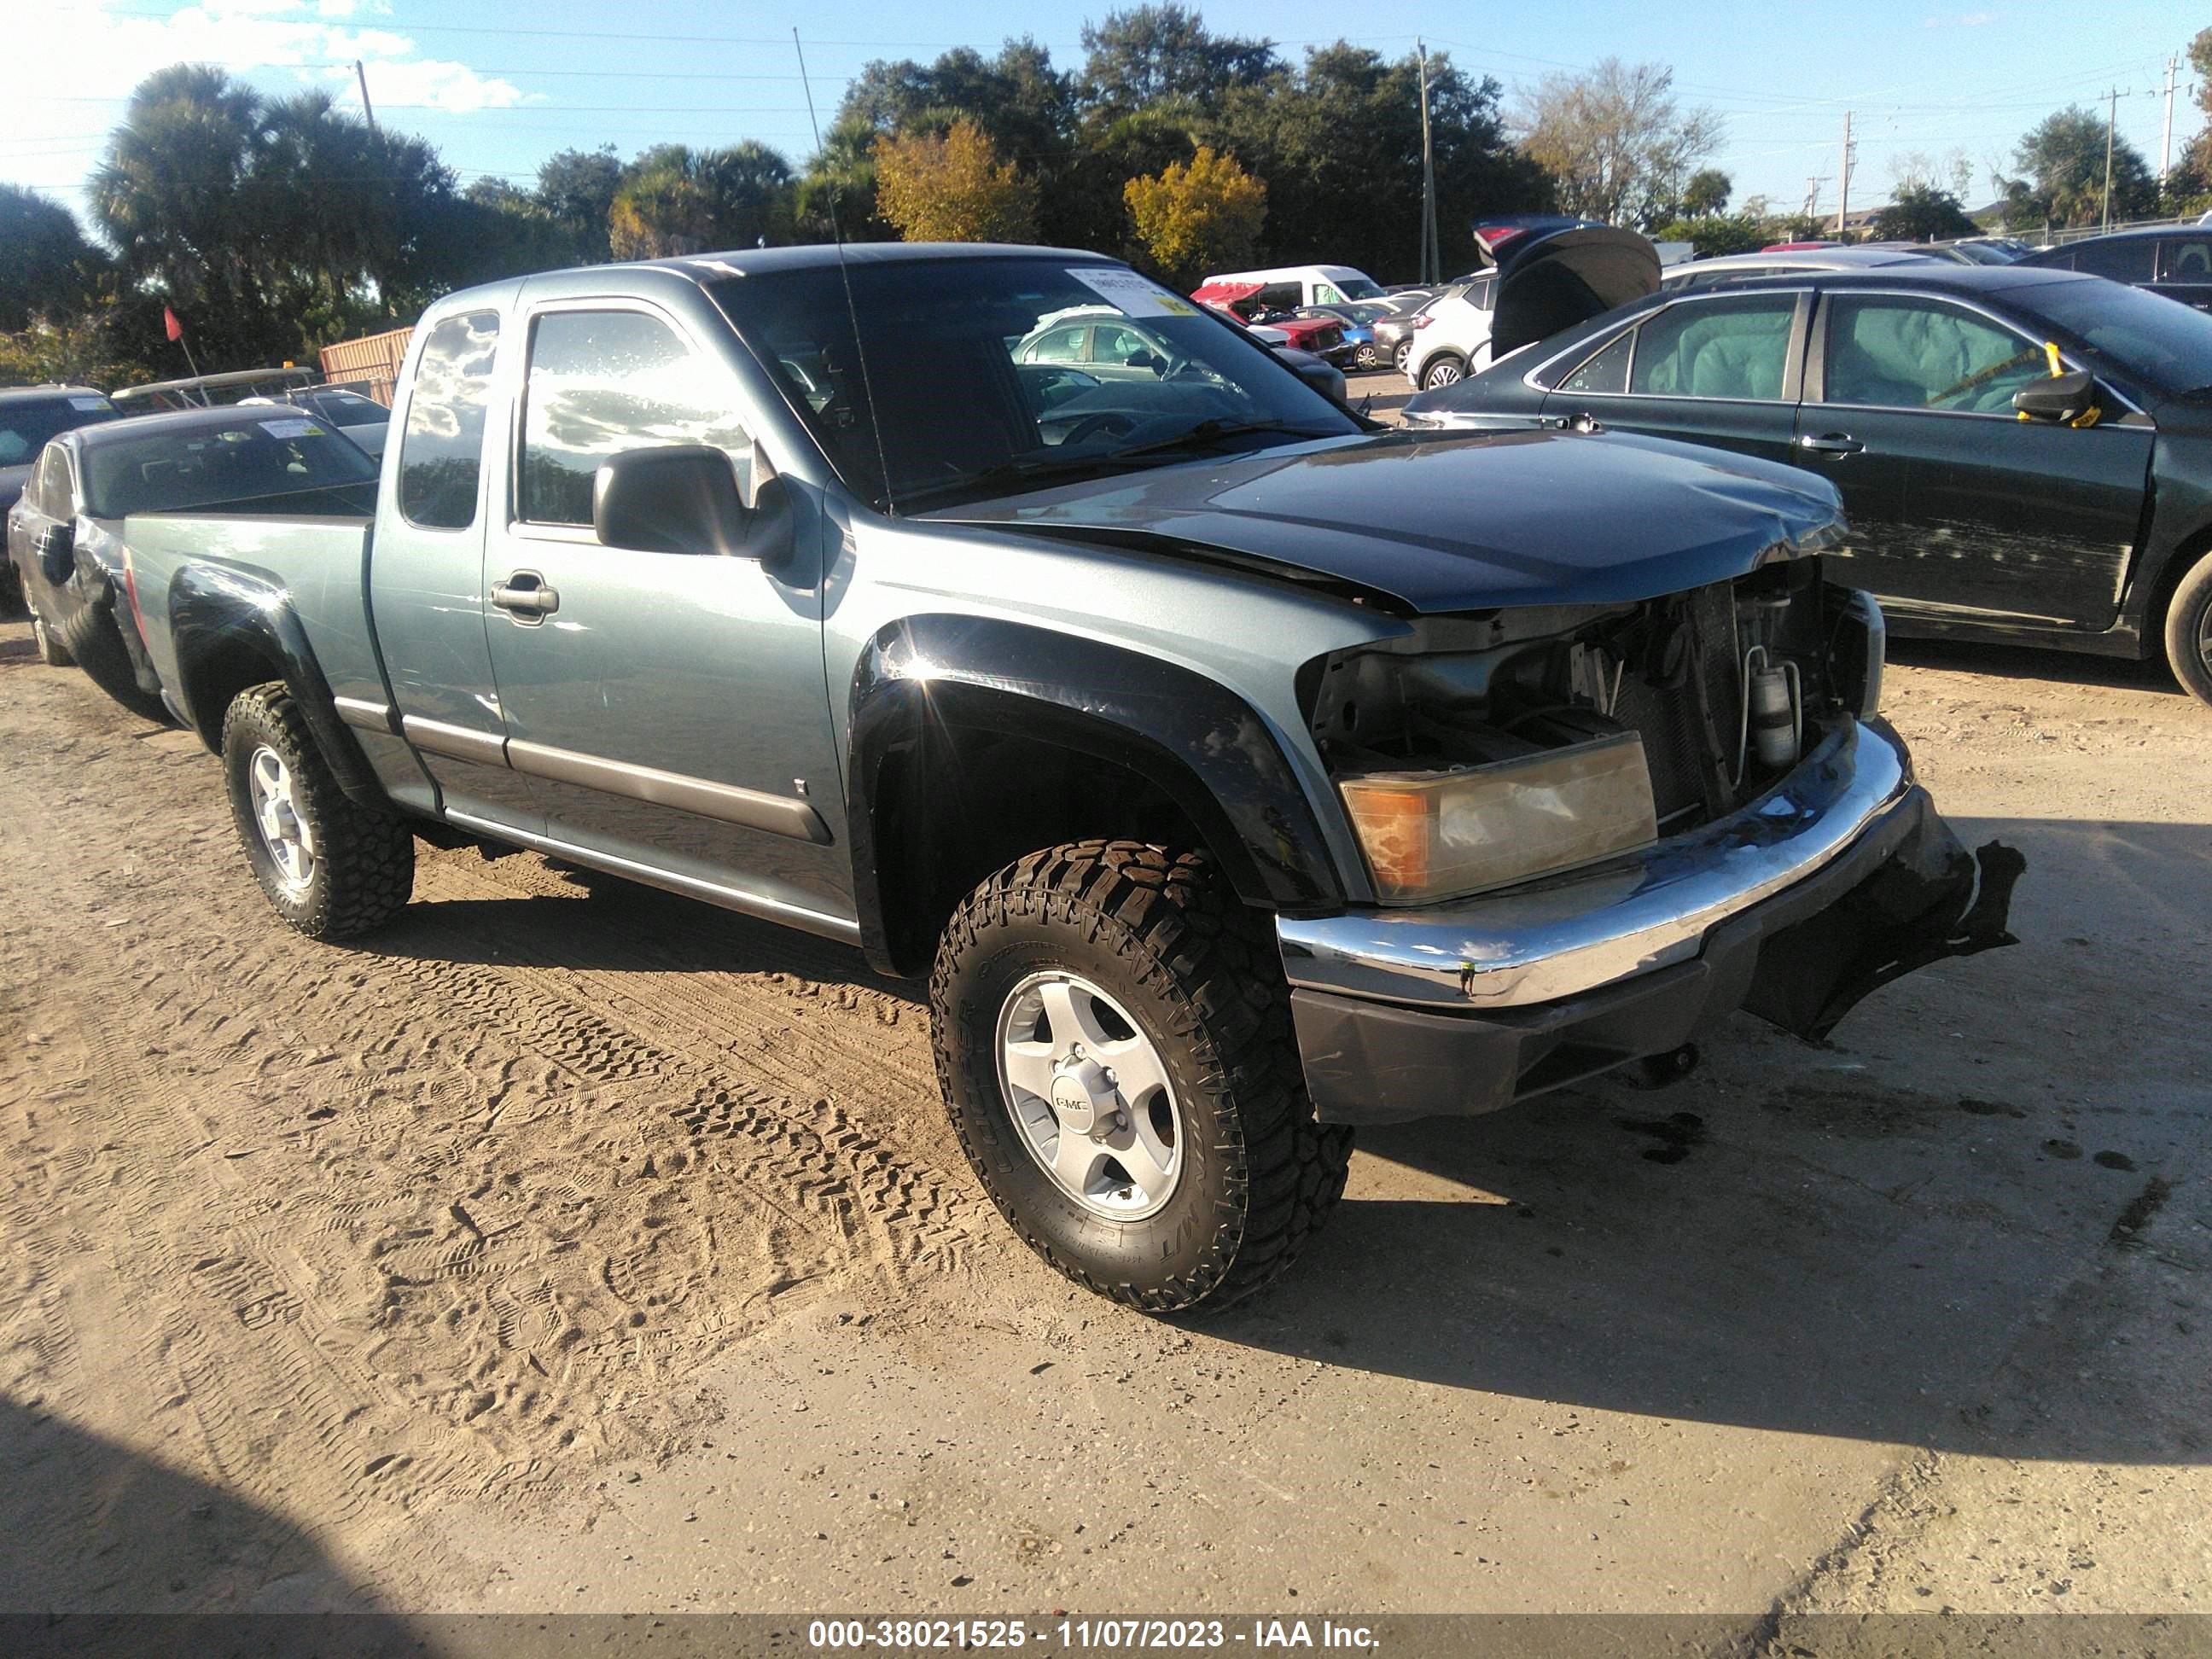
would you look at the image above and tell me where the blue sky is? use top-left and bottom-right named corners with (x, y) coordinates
top-left (4, 0), bottom-right (2196, 240)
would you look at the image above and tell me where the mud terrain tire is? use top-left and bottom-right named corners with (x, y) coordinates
top-left (932, 840), bottom-right (1352, 1313)
top-left (222, 682), bottom-right (415, 939)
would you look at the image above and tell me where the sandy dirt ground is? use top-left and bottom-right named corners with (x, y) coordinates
top-left (1, 614), bottom-right (2207, 1645)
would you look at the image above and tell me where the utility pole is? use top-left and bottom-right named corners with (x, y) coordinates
top-left (2102, 85), bottom-right (2118, 232)
top-left (2176, 55), bottom-right (2194, 187)
top-left (1833, 112), bottom-right (1853, 236)
top-left (355, 59), bottom-right (379, 136)
top-left (1416, 39), bottom-right (1439, 285)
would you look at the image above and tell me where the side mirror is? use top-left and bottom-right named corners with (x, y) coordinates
top-left (592, 445), bottom-right (784, 564)
top-left (1286, 355), bottom-right (1347, 401)
top-left (1126, 351), bottom-right (1164, 375)
top-left (2011, 370), bottom-right (2099, 426)
top-left (35, 521), bottom-right (75, 588)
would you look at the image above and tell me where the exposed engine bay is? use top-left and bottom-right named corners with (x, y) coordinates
top-left (1300, 559), bottom-right (1885, 903)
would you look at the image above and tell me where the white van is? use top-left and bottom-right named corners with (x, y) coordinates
top-left (1195, 264), bottom-right (1386, 315)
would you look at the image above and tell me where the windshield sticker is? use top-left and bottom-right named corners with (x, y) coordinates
top-left (259, 418), bottom-right (323, 439)
top-left (1066, 267), bottom-right (1201, 318)
top-left (69, 395), bottom-right (109, 410)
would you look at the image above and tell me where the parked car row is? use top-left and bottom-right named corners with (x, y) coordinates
top-left (4, 375), bottom-right (389, 721)
top-left (9, 241), bottom-right (2018, 1313)
top-left (1400, 249), bottom-right (2212, 707)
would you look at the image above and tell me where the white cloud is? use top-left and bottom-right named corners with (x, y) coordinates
top-left (0, 0), bottom-right (532, 202)
top-left (338, 57), bottom-right (530, 116)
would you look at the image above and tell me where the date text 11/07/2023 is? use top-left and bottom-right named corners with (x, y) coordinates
top-left (806, 1618), bottom-right (1382, 1650)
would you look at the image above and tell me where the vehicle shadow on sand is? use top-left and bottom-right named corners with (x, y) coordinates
top-left (365, 817), bottom-right (2206, 1465)
top-left (0, 1394), bottom-right (418, 1633)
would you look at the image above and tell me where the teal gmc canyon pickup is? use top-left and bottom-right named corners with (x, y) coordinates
top-left (115, 243), bottom-right (2019, 1312)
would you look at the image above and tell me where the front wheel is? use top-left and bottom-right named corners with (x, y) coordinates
top-left (931, 841), bottom-right (1352, 1313)
top-left (222, 682), bottom-right (416, 939)
top-left (2165, 550), bottom-right (2212, 709)
top-left (1421, 354), bottom-right (1466, 389)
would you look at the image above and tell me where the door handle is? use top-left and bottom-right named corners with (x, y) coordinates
top-left (491, 571), bottom-right (560, 620)
top-left (1796, 433), bottom-right (1864, 456)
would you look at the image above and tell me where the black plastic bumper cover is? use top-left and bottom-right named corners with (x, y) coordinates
top-left (1290, 787), bottom-right (2022, 1126)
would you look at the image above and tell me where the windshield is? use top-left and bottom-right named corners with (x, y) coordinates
top-left (708, 257), bottom-right (1357, 512)
top-left (2013, 277), bottom-right (2212, 394)
top-left (83, 414), bottom-right (381, 517)
top-left (0, 397), bottom-right (117, 466)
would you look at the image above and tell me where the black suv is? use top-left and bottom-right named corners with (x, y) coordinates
top-left (2015, 227), bottom-right (2212, 311)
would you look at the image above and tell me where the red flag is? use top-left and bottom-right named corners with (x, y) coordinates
top-left (164, 306), bottom-right (183, 343)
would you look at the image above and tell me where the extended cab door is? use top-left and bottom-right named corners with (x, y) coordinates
top-left (483, 298), bottom-right (851, 931)
top-left (1797, 289), bottom-right (2154, 632)
top-left (371, 303), bottom-right (544, 831)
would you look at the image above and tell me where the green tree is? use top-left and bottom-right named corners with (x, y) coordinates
top-left (1998, 106), bottom-right (2156, 229)
top-left (0, 185), bottom-right (101, 332)
top-left (536, 146), bottom-right (622, 260)
top-left (608, 143), bottom-right (795, 258)
top-left (817, 40), bottom-right (1083, 243)
top-left (85, 66), bottom-right (504, 366)
top-left (1078, 4), bottom-right (1275, 116)
top-left (872, 119), bottom-right (1039, 242)
top-left (1650, 212), bottom-right (1764, 259)
top-left (1515, 59), bottom-right (1722, 228)
top-left (1123, 146), bottom-right (1266, 284)
top-left (1679, 167), bottom-right (1730, 217)
top-left (1205, 44), bottom-right (1547, 279)
top-left (1871, 183), bottom-right (1978, 242)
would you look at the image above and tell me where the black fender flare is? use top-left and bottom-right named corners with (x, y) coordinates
top-left (166, 562), bottom-right (388, 807)
top-left (847, 614), bottom-right (1347, 972)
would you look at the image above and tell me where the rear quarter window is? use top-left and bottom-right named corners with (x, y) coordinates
top-left (2071, 239), bottom-right (2156, 283)
top-left (398, 311), bottom-right (500, 531)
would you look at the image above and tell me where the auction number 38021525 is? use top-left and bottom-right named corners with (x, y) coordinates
top-left (806, 1618), bottom-right (1236, 1648)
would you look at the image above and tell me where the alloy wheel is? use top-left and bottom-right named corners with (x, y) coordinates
top-left (247, 743), bottom-right (317, 895)
top-left (994, 970), bottom-right (1183, 1220)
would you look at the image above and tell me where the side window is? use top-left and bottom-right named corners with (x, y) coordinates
top-left (1627, 295), bottom-right (1796, 400)
top-left (1256, 282), bottom-right (1302, 314)
top-left (49, 448), bottom-right (79, 518)
top-left (2160, 237), bottom-right (2212, 282)
top-left (1023, 324), bottom-right (1087, 363)
top-left (1824, 296), bottom-right (2046, 413)
top-left (521, 309), bottom-right (753, 530)
top-left (1096, 324), bottom-right (1150, 363)
top-left (398, 311), bottom-right (500, 531)
top-left (2071, 239), bottom-right (2155, 283)
top-left (1315, 283), bottom-right (1345, 305)
top-left (1557, 330), bottom-right (1632, 394)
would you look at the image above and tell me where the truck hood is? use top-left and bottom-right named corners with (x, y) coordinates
top-left (928, 428), bottom-right (1844, 614)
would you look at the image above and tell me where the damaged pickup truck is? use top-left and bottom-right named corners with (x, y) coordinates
top-left (116, 244), bottom-right (2020, 1312)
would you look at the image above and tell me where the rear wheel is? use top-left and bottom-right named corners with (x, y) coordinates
top-left (222, 682), bottom-right (416, 939)
top-left (1393, 340), bottom-right (1412, 374)
top-left (2165, 550), bottom-right (2212, 710)
top-left (932, 840), bottom-right (1352, 1313)
top-left (30, 611), bottom-right (73, 667)
top-left (1354, 341), bottom-right (1378, 369)
top-left (1421, 353), bottom-right (1466, 389)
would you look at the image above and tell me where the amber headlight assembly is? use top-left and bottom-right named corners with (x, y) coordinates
top-left (1339, 732), bottom-right (1661, 905)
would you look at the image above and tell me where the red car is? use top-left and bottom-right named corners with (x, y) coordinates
top-left (1190, 281), bottom-right (1350, 364)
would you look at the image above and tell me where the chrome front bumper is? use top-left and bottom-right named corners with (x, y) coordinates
top-left (1278, 718), bottom-right (1916, 1010)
